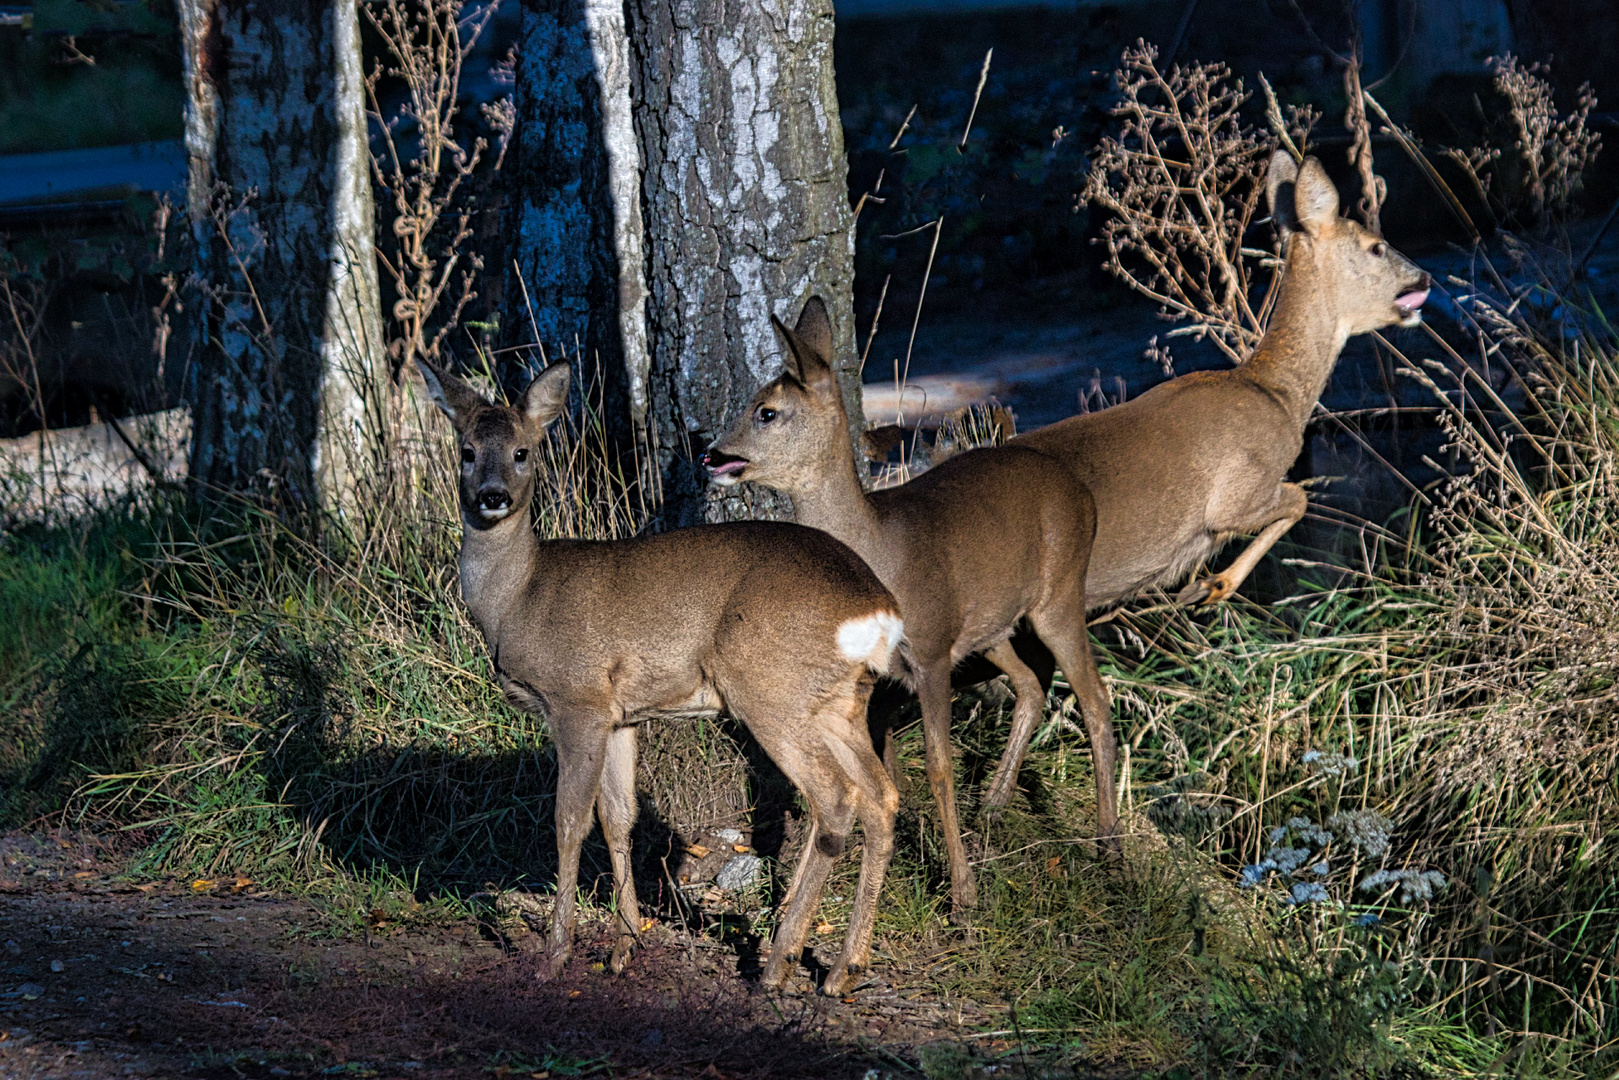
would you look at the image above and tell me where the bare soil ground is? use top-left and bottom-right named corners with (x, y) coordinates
top-left (0, 830), bottom-right (1129, 1080)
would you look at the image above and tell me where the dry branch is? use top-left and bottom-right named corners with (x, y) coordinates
top-left (1083, 42), bottom-right (1279, 363)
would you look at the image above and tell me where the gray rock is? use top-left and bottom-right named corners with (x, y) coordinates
top-left (713, 828), bottom-right (745, 846)
top-left (714, 854), bottom-right (763, 892)
top-left (18, 982), bottom-right (45, 999)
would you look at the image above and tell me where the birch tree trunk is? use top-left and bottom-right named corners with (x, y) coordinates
top-left (502, 0), bottom-right (644, 442)
top-left (629, 0), bottom-right (862, 526)
top-left (506, 0), bottom-right (860, 527)
top-left (178, 0), bottom-right (386, 530)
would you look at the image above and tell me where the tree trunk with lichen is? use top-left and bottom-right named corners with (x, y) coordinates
top-left (178, 0), bottom-right (386, 529)
top-left (501, 0), bottom-right (644, 449)
top-left (629, 0), bottom-right (862, 526)
top-left (507, 0), bottom-right (862, 527)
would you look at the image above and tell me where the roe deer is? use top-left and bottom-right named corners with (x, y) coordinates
top-left (415, 356), bottom-right (905, 996)
top-left (706, 298), bottom-right (1116, 917)
top-left (1015, 152), bottom-right (1431, 608)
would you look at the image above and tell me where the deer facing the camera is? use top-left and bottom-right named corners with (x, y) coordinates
top-left (1014, 151), bottom-right (1432, 609)
top-left (415, 356), bottom-right (905, 996)
top-left (707, 297), bottom-right (1116, 918)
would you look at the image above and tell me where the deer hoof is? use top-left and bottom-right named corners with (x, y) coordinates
top-left (760, 953), bottom-right (794, 991)
top-left (609, 935), bottom-right (634, 975)
top-left (820, 961), bottom-right (861, 998)
top-left (538, 946), bottom-right (570, 982)
top-left (1176, 575), bottom-right (1232, 606)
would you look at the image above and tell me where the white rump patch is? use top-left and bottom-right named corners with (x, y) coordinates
top-left (836, 611), bottom-right (904, 673)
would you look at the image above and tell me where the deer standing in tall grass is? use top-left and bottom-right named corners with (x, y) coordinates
top-left (415, 357), bottom-right (905, 995)
top-left (1016, 152), bottom-right (1431, 608)
top-left (707, 298), bottom-right (1115, 917)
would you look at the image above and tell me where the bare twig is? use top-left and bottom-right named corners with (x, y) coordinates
top-left (1342, 55), bottom-right (1384, 232)
top-left (957, 49), bottom-right (992, 153)
top-left (1083, 41), bottom-right (1273, 363)
top-left (364, 0), bottom-right (505, 371)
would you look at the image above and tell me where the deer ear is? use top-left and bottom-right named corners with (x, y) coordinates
top-left (1266, 150), bottom-right (1301, 234)
top-left (1291, 156), bottom-right (1340, 234)
top-left (518, 361), bottom-right (571, 429)
top-left (793, 296), bottom-right (835, 362)
top-left (415, 358), bottom-right (487, 430)
top-left (772, 302), bottom-right (835, 391)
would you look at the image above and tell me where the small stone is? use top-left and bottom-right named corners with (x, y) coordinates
top-left (713, 828), bottom-right (745, 846)
top-left (714, 854), bottom-right (763, 892)
top-left (18, 982), bottom-right (45, 999)
top-left (49, 960), bottom-right (64, 973)
top-left (640, 1027), bottom-right (664, 1046)
top-left (2, 941), bottom-right (19, 956)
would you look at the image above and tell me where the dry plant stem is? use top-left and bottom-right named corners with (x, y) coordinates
top-left (1341, 56), bottom-right (1383, 233)
top-left (1364, 91), bottom-right (1480, 241)
top-left (363, 0), bottom-right (503, 371)
top-left (957, 49), bottom-right (992, 153)
top-left (1083, 42), bottom-right (1271, 363)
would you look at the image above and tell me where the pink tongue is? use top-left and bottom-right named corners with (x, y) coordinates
top-left (709, 459), bottom-right (745, 476)
top-left (1396, 288), bottom-right (1429, 311)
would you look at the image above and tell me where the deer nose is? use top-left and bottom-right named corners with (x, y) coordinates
top-left (478, 488), bottom-right (512, 512)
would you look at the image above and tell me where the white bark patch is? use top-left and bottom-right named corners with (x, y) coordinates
top-left (836, 612), bottom-right (904, 673)
top-left (176, 0), bottom-right (220, 228)
top-left (314, 0), bottom-right (386, 523)
top-left (584, 0), bottom-right (652, 430)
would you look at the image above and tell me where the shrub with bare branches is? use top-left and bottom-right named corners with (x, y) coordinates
top-left (1444, 55), bottom-right (1601, 226)
top-left (1083, 43), bottom-right (1314, 364)
top-left (364, 0), bottom-right (507, 372)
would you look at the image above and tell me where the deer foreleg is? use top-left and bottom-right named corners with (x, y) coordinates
top-left (1177, 483), bottom-right (1308, 606)
top-left (597, 724), bottom-right (641, 975)
top-left (543, 716), bottom-right (610, 981)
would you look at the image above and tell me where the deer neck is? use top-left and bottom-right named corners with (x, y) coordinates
top-left (457, 508), bottom-right (538, 640)
top-left (785, 452), bottom-right (888, 575)
top-left (1240, 252), bottom-right (1350, 430)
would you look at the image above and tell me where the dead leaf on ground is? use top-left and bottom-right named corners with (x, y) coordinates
top-left (190, 879), bottom-right (216, 892)
top-left (685, 844), bottom-right (710, 858)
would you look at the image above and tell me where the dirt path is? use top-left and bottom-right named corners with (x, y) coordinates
top-left (0, 830), bottom-right (1126, 1080)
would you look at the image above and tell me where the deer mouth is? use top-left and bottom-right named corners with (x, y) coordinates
top-left (1394, 281), bottom-right (1430, 327)
top-left (704, 450), bottom-right (749, 485)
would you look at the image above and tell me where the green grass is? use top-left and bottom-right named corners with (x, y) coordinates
top-left (6, 285), bottom-right (1619, 1077)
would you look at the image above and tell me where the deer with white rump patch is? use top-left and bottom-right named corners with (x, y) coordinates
top-left (1014, 152), bottom-right (1432, 609)
top-left (706, 298), bottom-right (1116, 918)
top-left (415, 356), bottom-right (904, 996)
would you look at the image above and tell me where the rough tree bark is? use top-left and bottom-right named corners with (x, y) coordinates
top-left (629, 0), bottom-right (862, 526)
top-left (178, 0), bottom-right (387, 527)
top-left (501, 0), bottom-right (644, 440)
top-left (506, 0), bottom-right (861, 527)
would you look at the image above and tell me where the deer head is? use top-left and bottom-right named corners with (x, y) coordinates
top-left (705, 297), bottom-right (848, 491)
top-left (415, 358), bottom-right (571, 529)
top-left (1265, 151), bottom-right (1431, 335)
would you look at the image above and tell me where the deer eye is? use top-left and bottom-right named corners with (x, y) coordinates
top-left (1370, 242), bottom-right (1387, 257)
top-left (460, 446), bottom-right (475, 463)
top-left (757, 406), bottom-right (778, 424)
top-left (514, 448), bottom-right (529, 464)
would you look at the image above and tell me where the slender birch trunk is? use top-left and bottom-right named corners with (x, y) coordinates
top-left (177, 0), bottom-right (386, 530)
top-left (629, 0), bottom-right (861, 526)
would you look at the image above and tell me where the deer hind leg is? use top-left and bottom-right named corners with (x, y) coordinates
top-left (1030, 598), bottom-right (1118, 855)
top-left (596, 724), bottom-right (641, 975)
top-left (917, 661), bottom-right (976, 917)
top-left (980, 640), bottom-right (1047, 814)
top-left (821, 716), bottom-right (898, 998)
top-left (542, 714), bottom-right (610, 982)
top-left (1177, 483), bottom-right (1309, 606)
top-left (760, 781), bottom-right (850, 991)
